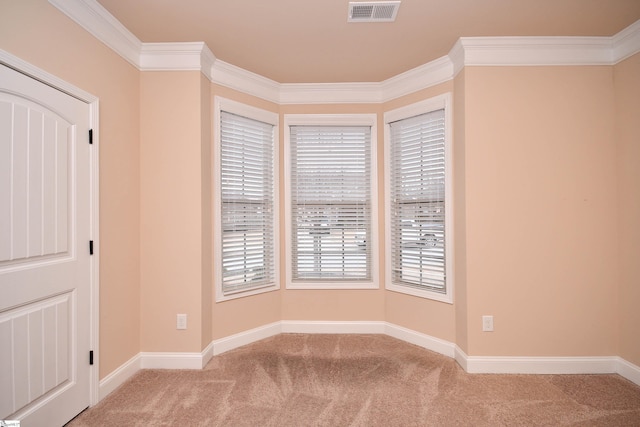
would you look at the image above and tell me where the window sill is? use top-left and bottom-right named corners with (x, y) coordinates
top-left (286, 281), bottom-right (379, 290)
top-left (385, 282), bottom-right (453, 304)
top-left (215, 283), bottom-right (280, 303)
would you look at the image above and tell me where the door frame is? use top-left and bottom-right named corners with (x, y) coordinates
top-left (0, 49), bottom-right (100, 407)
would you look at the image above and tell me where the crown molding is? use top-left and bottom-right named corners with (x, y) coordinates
top-left (450, 36), bottom-right (613, 77)
top-left (381, 55), bottom-right (454, 100)
top-left (48, 0), bottom-right (141, 68)
top-left (47, 1), bottom-right (640, 104)
top-left (612, 19), bottom-right (640, 63)
top-left (140, 42), bottom-right (216, 79)
top-left (279, 82), bottom-right (383, 104)
top-left (210, 60), bottom-right (281, 104)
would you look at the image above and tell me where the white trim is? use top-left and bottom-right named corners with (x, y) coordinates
top-left (283, 114), bottom-right (379, 290)
top-left (612, 19), bottom-right (640, 64)
top-left (88, 85), bottom-right (101, 408)
top-left (139, 351), bottom-right (204, 370)
top-left (278, 56), bottom-right (455, 105)
top-left (464, 355), bottom-right (618, 375)
top-left (212, 321), bottom-right (282, 355)
top-left (616, 357), bottom-right (640, 387)
top-left (98, 353), bottom-right (141, 400)
top-left (454, 346), bottom-right (469, 372)
top-left (279, 82), bottom-right (383, 104)
top-left (384, 323), bottom-right (456, 358)
top-left (281, 320), bottom-right (386, 334)
top-left (380, 56), bottom-right (455, 101)
top-left (140, 42), bottom-right (216, 79)
top-left (454, 347), bottom-right (640, 386)
top-left (0, 49), bottom-right (102, 407)
top-left (451, 36), bottom-right (613, 76)
top-left (201, 341), bottom-right (215, 367)
top-left (48, 0), bottom-right (141, 68)
top-left (211, 60), bottom-right (280, 104)
top-left (0, 50), bottom-right (98, 104)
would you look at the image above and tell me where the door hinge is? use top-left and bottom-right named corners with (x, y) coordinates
top-left (89, 240), bottom-right (94, 255)
top-left (89, 129), bottom-right (93, 145)
top-left (89, 351), bottom-right (94, 365)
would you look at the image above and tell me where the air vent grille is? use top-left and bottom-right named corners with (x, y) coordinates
top-left (348, 1), bottom-right (401, 22)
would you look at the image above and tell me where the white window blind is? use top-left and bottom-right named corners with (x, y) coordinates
top-left (220, 111), bottom-right (276, 295)
top-left (389, 109), bottom-right (447, 293)
top-left (289, 125), bottom-right (372, 282)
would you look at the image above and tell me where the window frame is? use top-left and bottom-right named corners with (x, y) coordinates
top-left (384, 93), bottom-right (454, 303)
top-left (213, 96), bottom-right (280, 302)
top-left (284, 114), bottom-right (379, 290)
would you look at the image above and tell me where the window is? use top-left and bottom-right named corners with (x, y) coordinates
top-left (285, 114), bottom-right (378, 289)
top-left (385, 94), bottom-right (453, 303)
top-left (213, 97), bottom-right (279, 301)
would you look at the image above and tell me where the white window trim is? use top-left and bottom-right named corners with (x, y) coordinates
top-left (213, 96), bottom-right (280, 302)
top-left (284, 114), bottom-right (379, 290)
top-left (384, 93), bottom-right (454, 303)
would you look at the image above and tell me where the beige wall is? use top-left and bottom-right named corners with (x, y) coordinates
top-left (0, 0), bottom-right (141, 378)
top-left (614, 53), bottom-right (640, 367)
top-left (140, 71), bottom-right (205, 352)
top-left (200, 74), bottom-right (213, 349)
top-left (463, 66), bottom-right (618, 356)
top-left (453, 70), bottom-right (469, 353)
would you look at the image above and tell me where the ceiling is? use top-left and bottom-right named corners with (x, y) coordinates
top-left (97, 0), bottom-right (640, 84)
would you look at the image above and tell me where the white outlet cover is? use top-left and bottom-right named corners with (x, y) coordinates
top-left (177, 314), bottom-right (187, 330)
top-left (482, 315), bottom-right (494, 332)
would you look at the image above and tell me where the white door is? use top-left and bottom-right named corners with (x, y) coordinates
top-left (0, 64), bottom-right (92, 426)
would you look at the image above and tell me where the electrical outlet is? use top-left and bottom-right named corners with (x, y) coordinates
top-left (177, 314), bottom-right (187, 330)
top-left (482, 315), bottom-right (494, 332)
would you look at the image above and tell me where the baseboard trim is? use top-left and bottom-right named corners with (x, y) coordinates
top-left (139, 351), bottom-right (204, 370)
top-left (98, 353), bottom-right (141, 400)
top-left (281, 320), bottom-right (386, 334)
top-left (463, 354), bottom-right (618, 375)
top-left (616, 357), bottom-right (640, 386)
top-left (212, 321), bottom-right (281, 356)
top-left (98, 321), bottom-right (640, 404)
top-left (201, 340), bottom-right (215, 368)
top-left (454, 346), bottom-right (640, 383)
top-left (384, 323), bottom-right (456, 358)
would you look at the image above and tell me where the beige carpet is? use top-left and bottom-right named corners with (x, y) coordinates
top-left (68, 334), bottom-right (640, 426)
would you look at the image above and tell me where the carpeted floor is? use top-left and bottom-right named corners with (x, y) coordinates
top-left (68, 334), bottom-right (640, 426)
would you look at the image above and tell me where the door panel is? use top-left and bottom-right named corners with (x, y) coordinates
top-left (0, 64), bottom-right (91, 427)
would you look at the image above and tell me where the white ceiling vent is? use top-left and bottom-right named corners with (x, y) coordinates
top-left (348, 1), bottom-right (401, 23)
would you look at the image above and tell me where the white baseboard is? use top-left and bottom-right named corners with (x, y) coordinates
top-left (454, 345), bottom-right (468, 372)
top-left (201, 340), bottom-right (215, 368)
top-left (463, 354), bottom-right (618, 375)
top-left (453, 346), bottom-right (640, 386)
top-left (384, 323), bottom-right (456, 358)
top-left (99, 353), bottom-right (141, 400)
top-left (616, 356), bottom-right (640, 386)
top-left (139, 350), bottom-right (208, 370)
top-left (281, 320), bottom-right (386, 334)
top-left (212, 321), bottom-right (281, 356)
top-left (98, 320), bottom-right (640, 405)
top-left (137, 341), bottom-right (217, 371)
